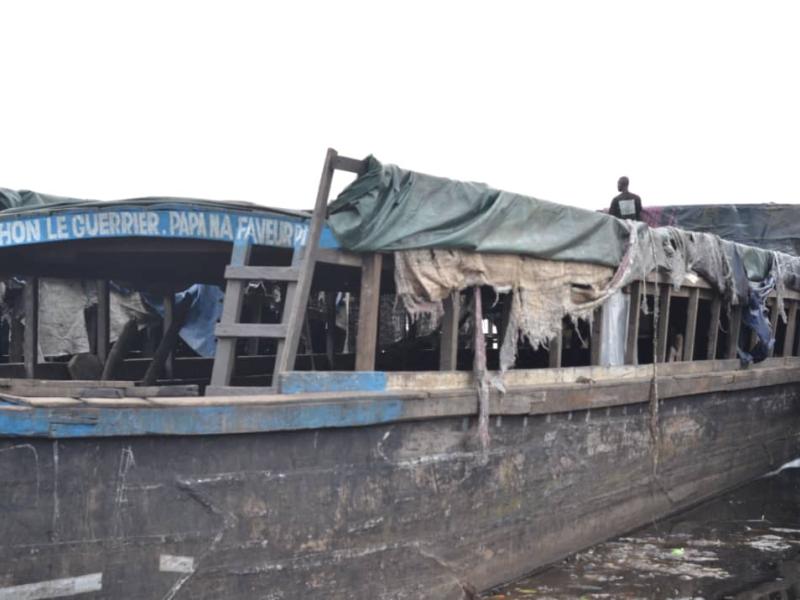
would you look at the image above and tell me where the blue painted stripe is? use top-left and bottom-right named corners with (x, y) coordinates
top-left (0, 206), bottom-right (341, 250)
top-left (280, 371), bottom-right (388, 394)
top-left (0, 398), bottom-right (406, 439)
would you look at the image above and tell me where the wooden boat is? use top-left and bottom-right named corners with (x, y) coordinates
top-left (0, 151), bottom-right (798, 599)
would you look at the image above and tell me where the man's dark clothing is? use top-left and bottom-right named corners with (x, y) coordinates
top-left (609, 192), bottom-right (642, 221)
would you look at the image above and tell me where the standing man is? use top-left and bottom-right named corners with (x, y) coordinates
top-left (609, 176), bottom-right (642, 220)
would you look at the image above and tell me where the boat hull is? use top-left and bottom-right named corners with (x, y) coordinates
top-left (1, 382), bottom-right (799, 599)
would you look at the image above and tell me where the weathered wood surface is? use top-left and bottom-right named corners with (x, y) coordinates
top-left (0, 383), bottom-right (798, 599)
top-left (355, 253), bottom-right (383, 371)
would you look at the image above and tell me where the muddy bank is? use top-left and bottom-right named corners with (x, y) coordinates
top-left (484, 461), bottom-right (800, 599)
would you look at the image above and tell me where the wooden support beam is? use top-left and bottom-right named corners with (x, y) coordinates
top-left (163, 293), bottom-right (176, 380)
top-left (706, 296), bottom-right (722, 360)
top-left (655, 284), bottom-right (671, 363)
top-left (101, 318), bottom-right (138, 381)
top-left (9, 315), bottom-right (23, 363)
top-left (439, 292), bottom-right (460, 370)
top-left (355, 253), bottom-right (383, 371)
top-left (683, 287), bottom-right (700, 361)
top-left (325, 293), bottom-right (337, 369)
top-left (624, 281), bottom-right (642, 365)
top-left (590, 307), bottom-right (603, 366)
top-left (768, 299), bottom-right (780, 357)
top-left (96, 280), bottom-right (110, 366)
top-left (726, 304), bottom-right (743, 359)
top-left (549, 321), bottom-right (563, 368)
top-left (224, 265), bottom-right (300, 281)
top-left (783, 301), bottom-right (798, 357)
top-left (24, 277), bottom-right (38, 379)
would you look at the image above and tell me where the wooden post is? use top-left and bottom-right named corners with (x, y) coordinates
top-left (101, 318), bottom-right (138, 380)
top-left (590, 307), bottom-right (603, 366)
top-left (439, 292), bottom-right (460, 371)
top-left (768, 299), bottom-right (780, 358)
top-left (624, 281), bottom-right (642, 365)
top-left (247, 294), bottom-right (265, 356)
top-left (783, 301), bottom-right (798, 356)
top-left (325, 293), bottom-right (337, 369)
top-left (683, 287), bottom-right (700, 361)
top-left (96, 280), bottom-right (110, 366)
top-left (706, 296), bottom-right (722, 360)
top-left (655, 284), bottom-right (671, 363)
top-left (9, 315), bottom-right (24, 363)
top-left (726, 304), bottom-right (743, 359)
top-left (355, 253), bottom-right (383, 371)
top-left (24, 277), bottom-right (39, 379)
top-left (163, 293), bottom-right (176, 379)
top-left (549, 321), bottom-right (563, 368)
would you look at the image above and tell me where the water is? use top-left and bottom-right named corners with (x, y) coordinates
top-left (483, 461), bottom-right (800, 599)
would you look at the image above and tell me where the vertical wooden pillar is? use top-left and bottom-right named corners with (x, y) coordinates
top-left (163, 293), bottom-right (176, 380)
top-left (706, 296), bottom-right (722, 360)
top-left (783, 301), bottom-right (798, 357)
top-left (624, 281), bottom-right (642, 365)
top-left (96, 280), bottom-right (110, 367)
top-left (549, 321), bottom-right (563, 368)
top-left (439, 292), bottom-right (460, 371)
top-left (24, 277), bottom-right (39, 379)
top-left (590, 307), bottom-right (603, 366)
top-left (655, 284), bottom-right (671, 363)
top-left (726, 304), bottom-right (743, 359)
top-left (355, 253), bottom-right (382, 371)
top-left (768, 299), bottom-right (780, 358)
top-left (683, 287), bottom-right (699, 361)
top-left (9, 315), bottom-right (24, 363)
top-left (325, 293), bottom-right (337, 369)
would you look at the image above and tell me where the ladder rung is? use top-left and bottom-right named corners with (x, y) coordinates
top-left (215, 323), bottom-right (288, 339)
top-left (225, 266), bottom-right (300, 281)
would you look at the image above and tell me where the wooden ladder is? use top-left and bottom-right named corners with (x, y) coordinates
top-left (207, 148), bottom-right (367, 395)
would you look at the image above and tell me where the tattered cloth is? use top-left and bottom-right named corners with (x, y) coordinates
top-left (395, 249), bottom-right (614, 371)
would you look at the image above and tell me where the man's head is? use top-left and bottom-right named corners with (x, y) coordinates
top-left (617, 176), bottom-right (629, 192)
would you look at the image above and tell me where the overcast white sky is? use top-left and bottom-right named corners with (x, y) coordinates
top-left (1, 1), bottom-right (799, 212)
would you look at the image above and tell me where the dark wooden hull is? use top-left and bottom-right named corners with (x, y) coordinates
top-left (1, 381), bottom-right (799, 599)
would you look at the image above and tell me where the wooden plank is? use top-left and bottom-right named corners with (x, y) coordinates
top-left (163, 293), bottom-right (175, 379)
top-left (783, 301), bottom-right (798, 356)
top-left (726, 304), bottom-right (743, 359)
top-left (316, 248), bottom-right (363, 268)
top-left (101, 318), bottom-right (138, 381)
top-left (9, 314), bottom-right (23, 363)
top-left (548, 321), bottom-right (563, 368)
top-left (24, 277), bottom-right (38, 379)
top-left (439, 292), bottom-right (460, 370)
top-left (590, 307), bottom-right (603, 366)
top-left (768, 299), bottom-right (780, 357)
top-left (624, 281), bottom-right (642, 365)
top-left (355, 253), bottom-right (383, 371)
top-left (325, 293), bottom-right (337, 368)
top-left (224, 265), bottom-right (300, 281)
top-left (683, 287), bottom-right (700, 361)
top-left (96, 280), bottom-right (110, 365)
top-left (332, 155), bottom-right (368, 174)
top-left (273, 148), bottom-right (338, 377)
top-left (215, 323), bottom-right (288, 339)
top-left (210, 242), bottom-right (253, 387)
top-left (655, 284), bottom-right (671, 363)
top-left (706, 296), bottom-right (722, 360)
